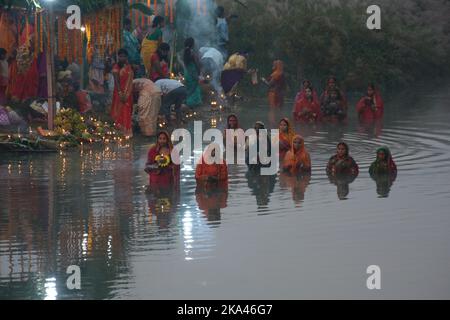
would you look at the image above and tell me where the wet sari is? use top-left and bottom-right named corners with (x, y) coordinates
top-left (369, 146), bottom-right (397, 175)
top-left (267, 60), bottom-right (286, 108)
top-left (111, 63), bottom-right (134, 136)
top-left (293, 97), bottom-right (321, 123)
top-left (356, 92), bottom-right (384, 123)
top-left (195, 144), bottom-right (228, 190)
top-left (146, 131), bottom-right (180, 190)
top-left (282, 135), bottom-right (312, 175)
top-left (278, 118), bottom-right (295, 160)
top-left (326, 142), bottom-right (359, 176)
top-left (295, 87), bottom-right (319, 105)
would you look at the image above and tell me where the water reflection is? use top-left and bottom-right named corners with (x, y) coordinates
top-left (146, 188), bottom-right (180, 229)
top-left (370, 173), bottom-right (397, 198)
top-left (1, 84), bottom-right (450, 299)
top-left (196, 186), bottom-right (228, 226)
top-left (279, 173), bottom-right (311, 206)
top-left (246, 170), bottom-right (277, 208)
top-left (328, 174), bottom-right (358, 200)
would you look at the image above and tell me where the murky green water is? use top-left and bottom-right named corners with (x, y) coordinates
top-left (1, 85), bottom-right (450, 299)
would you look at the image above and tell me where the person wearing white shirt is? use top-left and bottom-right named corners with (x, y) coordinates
top-left (155, 79), bottom-right (187, 123)
top-left (199, 47), bottom-right (224, 95)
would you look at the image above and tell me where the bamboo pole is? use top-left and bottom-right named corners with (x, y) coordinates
top-left (46, 5), bottom-right (56, 130)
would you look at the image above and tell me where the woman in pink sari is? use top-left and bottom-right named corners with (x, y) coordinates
top-left (111, 49), bottom-right (134, 137)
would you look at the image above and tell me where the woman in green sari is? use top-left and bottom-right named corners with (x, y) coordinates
top-left (183, 38), bottom-right (202, 107)
top-left (369, 146), bottom-right (397, 175)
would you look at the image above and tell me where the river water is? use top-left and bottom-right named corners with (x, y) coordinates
top-left (1, 84), bottom-right (450, 299)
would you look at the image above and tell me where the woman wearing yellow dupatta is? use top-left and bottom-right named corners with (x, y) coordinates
top-left (282, 135), bottom-right (311, 175)
top-left (277, 118), bottom-right (295, 160)
top-left (141, 16), bottom-right (164, 76)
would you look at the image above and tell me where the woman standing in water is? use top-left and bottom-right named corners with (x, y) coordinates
top-left (326, 142), bottom-right (359, 176)
top-left (321, 89), bottom-right (347, 122)
top-left (263, 60), bottom-right (286, 108)
top-left (145, 131), bottom-right (180, 191)
top-left (183, 37), bottom-right (202, 107)
top-left (141, 16), bottom-right (164, 76)
top-left (294, 80), bottom-right (319, 105)
top-left (195, 143), bottom-right (228, 190)
top-left (111, 49), bottom-right (134, 137)
top-left (293, 87), bottom-right (322, 123)
top-left (356, 83), bottom-right (384, 123)
top-left (283, 135), bottom-right (312, 175)
top-left (278, 118), bottom-right (295, 160)
top-left (369, 146), bottom-right (397, 175)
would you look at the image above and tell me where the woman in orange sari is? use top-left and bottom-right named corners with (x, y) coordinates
top-left (282, 135), bottom-right (312, 175)
top-left (263, 60), bottom-right (286, 108)
top-left (111, 49), bottom-right (134, 137)
top-left (278, 118), bottom-right (295, 160)
top-left (195, 143), bottom-right (228, 190)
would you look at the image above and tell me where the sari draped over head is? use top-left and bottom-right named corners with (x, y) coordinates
top-left (147, 131), bottom-right (180, 189)
top-left (268, 60), bottom-right (286, 108)
top-left (326, 142), bottom-right (359, 176)
top-left (195, 143), bottom-right (228, 190)
top-left (369, 146), bottom-right (397, 175)
top-left (111, 63), bottom-right (134, 135)
top-left (356, 91), bottom-right (384, 123)
top-left (278, 118), bottom-right (295, 159)
top-left (141, 27), bottom-right (162, 76)
top-left (295, 80), bottom-right (318, 102)
top-left (283, 135), bottom-right (311, 175)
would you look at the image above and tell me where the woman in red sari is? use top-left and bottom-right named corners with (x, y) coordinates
top-left (282, 135), bottom-right (312, 175)
top-left (111, 49), bottom-right (134, 137)
top-left (356, 83), bottom-right (384, 123)
top-left (278, 118), bottom-right (295, 160)
top-left (294, 80), bottom-right (319, 104)
top-left (195, 143), bottom-right (228, 190)
top-left (145, 131), bottom-right (180, 191)
top-left (263, 60), bottom-right (286, 108)
top-left (293, 87), bottom-right (322, 123)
